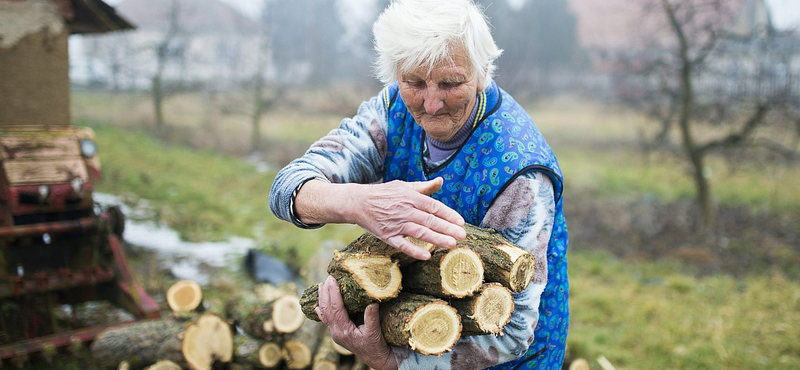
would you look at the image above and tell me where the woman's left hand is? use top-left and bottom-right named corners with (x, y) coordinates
top-left (315, 275), bottom-right (398, 370)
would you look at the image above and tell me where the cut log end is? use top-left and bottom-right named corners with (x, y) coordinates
top-left (283, 340), bottom-right (313, 370)
top-left (259, 342), bottom-right (282, 368)
top-left (341, 255), bottom-right (402, 301)
top-left (273, 295), bottom-right (305, 333)
top-left (497, 245), bottom-right (536, 292)
top-left (407, 302), bottom-right (461, 355)
top-left (440, 248), bottom-right (484, 298)
top-left (166, 280), bottom-right (203, 312)
top-left (144, 360), bottom-right (182, 370)
top-left (471, 284), bottom-right (514, 334)
top-left (182, 313), bottom-right (234, 370)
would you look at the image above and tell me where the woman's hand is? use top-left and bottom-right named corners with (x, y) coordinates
top-left (295, 177), bottom-right (466, 260)
top-left (316, 276), bottom-right (398, 370)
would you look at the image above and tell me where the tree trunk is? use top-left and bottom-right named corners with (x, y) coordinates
top-left (312, 336), bottom-right (340, 370)
top-left (331, 252), bottom-right (402, 312)
top-left (401, 247), bottom-right (484, 298)
top-left (283, 318), bottom-right (325, 369)
top-left (228, 294), bottom-right (304, 339)
top-left (91, 314), bottom-right (233, 370)
top-left (379, 293), bottom-right (461, 356)
top-left (233, 334), bottom-right (282, 369)
top-left (450, 283), bottom-right (514, 336)
top-left (460, 224), bottom-right (536, 292)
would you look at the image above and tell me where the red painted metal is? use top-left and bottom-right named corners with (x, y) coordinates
top-left (0, 216), bottom-right (97, 238)
top-left (0, 266), bottom-right (115, 298)
top-left (0, 319), bottom-right (151, 360)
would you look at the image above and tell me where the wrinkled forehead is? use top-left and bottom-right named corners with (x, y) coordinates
top-left (399, 47), bottom-right (475, 80)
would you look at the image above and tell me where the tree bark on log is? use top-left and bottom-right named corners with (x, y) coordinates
top-left (91, 314), bottom-right (233, 370)
top-left (228, 294), bottom-right (304, 339)
top-left (340, 233), bottom-right (434, 266)
top-left (233, 334), bottom-right (282, 369)
top-left (401, 247), bottom-right (484, 298)
top-left (283, 318), bottom-right (325, 369)
top-left (460, 224), bottom-right (536, 293)
top-left (301, 252), bottom-right (402, 321)
top-left (450, 283), bottom-right (514, 336)
top-left (379, 293), bottom-right (461, 355)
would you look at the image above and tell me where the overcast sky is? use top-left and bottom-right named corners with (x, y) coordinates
top-left (105, 0), bottom-right (800, 31)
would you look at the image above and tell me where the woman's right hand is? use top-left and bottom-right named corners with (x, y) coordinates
top-left (294, 177), bottom-right (466, 260)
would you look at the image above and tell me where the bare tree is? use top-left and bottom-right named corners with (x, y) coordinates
top-left (152, 0), bottom-right (186, 128)
top-left (250, 0), bottom-right (285, 153)
top-left (616, 0), bottom-right (800, 235)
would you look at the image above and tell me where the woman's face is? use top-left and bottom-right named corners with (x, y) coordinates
top-left (398, 52), bottom-right (483, 142)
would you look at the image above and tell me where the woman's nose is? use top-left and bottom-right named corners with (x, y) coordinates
top-left (423, 87), bottom-right (444, 114)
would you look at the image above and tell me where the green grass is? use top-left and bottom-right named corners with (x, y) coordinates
top-left (568, 251), bottom-right (800, 369)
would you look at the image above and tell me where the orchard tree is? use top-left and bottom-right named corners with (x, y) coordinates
top-left (616, 0), bottom-right (800, 235)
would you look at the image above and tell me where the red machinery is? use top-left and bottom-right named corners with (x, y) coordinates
top-left (0, 125), bottom-right (160, 361)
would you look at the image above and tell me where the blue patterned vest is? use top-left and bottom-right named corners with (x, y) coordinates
top-left (382, 81), bottom-right (569, 369)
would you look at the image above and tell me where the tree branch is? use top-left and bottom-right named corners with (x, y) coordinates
top-left (699, 104), bottom-right (769, 153)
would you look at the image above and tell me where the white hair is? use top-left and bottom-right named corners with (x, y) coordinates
top-left (372, 0), bottom-right (503, 87)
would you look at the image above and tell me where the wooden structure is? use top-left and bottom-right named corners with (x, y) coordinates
top-left (0, 1), bottom-right (156, 365)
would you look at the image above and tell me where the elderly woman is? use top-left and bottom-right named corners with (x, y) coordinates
top-left (269, 0), bottom-right (568, 369)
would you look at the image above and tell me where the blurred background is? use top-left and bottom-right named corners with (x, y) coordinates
top-left (2, 0), bottom-right (799, 369)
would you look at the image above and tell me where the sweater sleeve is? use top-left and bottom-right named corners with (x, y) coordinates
top-left (269, 92), bottom-right (390, 227)
top-left (392, 172), bottom-right (555, 370)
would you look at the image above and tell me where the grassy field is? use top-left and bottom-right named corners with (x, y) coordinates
top-left (71, 90), bottom-right (800, 370)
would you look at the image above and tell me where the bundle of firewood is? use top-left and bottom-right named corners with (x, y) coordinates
top-left (91, 279), bottom-right (369, 370)
top-left (300, 224), bottom-right (536, 356)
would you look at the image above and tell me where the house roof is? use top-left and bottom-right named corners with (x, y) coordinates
top-left (62, 0), bottom-right (135, 34)
top-left (115, 0), bottom-right (258, 35)
top-left (569, 0), bottom-right (772, 52)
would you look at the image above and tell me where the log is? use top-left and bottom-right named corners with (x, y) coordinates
top-left (379, 293), bottom-right (461, 355)
top-left (460, 224), bottom-right (536, 293)
top-left (450, 283), bottom-right (514, 336)
top-left (300, 253), bottom-right (402, 321)
top-left (340, 233), bottom-right (435, 266)
top-left (144, 360), bottom-right (182, 370)
top-left (229, 293), bottom-right (304, 339)
top-left (312, 335), bottom-right (340, 370)
top-left (401, 247), bottom-right (484, 298)
top-left (90, 314), bottom-right (233, 370)
top-left (166, 280), bottom-right (204, 312)
top-left (233, 334), bottom-right (282, 369)
top-left (283, 318), bottom-right (325, 369)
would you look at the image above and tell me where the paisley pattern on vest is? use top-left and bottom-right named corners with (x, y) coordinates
top-left (382, 82), bottom-right (570, 369)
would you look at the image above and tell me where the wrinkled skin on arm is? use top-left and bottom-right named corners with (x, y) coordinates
top-left (295, 177), bottom-right (466, 260)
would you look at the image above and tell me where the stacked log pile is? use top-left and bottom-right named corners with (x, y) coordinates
top-left (300, 224), bottom-right (535, 356)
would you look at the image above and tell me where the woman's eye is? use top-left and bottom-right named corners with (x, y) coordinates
top-left (441, 81), bottom-right (462, 89)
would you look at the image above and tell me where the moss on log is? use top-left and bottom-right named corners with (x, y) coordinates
top-left (300, 252), bottom-right (402, 321)
top-left (340, 233), bottom-right (435, 266)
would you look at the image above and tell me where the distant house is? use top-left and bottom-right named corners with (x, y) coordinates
top-left (0, 0), bottom-right (132, 126)
top-left (71, 0), bottom-right (261, 90)
top-left (569, 0), bottom-right (800, 100)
